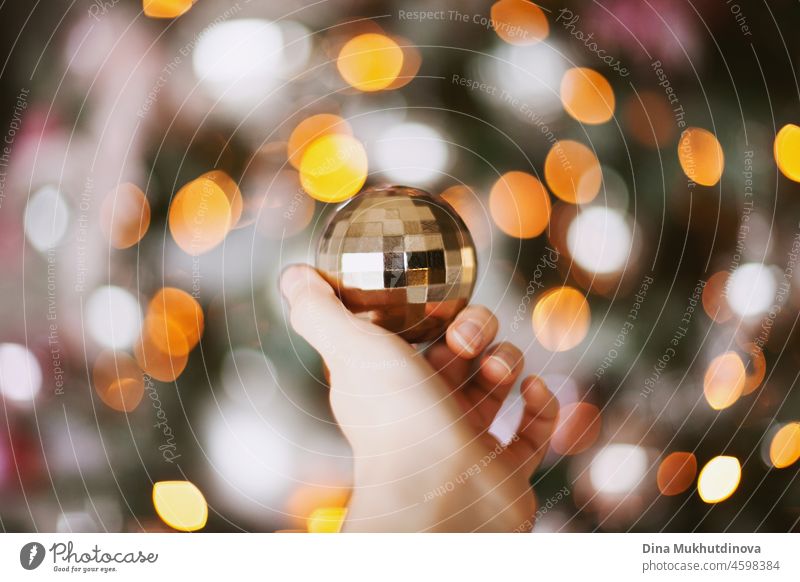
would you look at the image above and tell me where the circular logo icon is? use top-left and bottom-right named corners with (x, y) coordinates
top-left (20, 542), bottom-right (45, 570)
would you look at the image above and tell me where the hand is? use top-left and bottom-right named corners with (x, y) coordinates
top-left (280, 265), bottom-right (559, 532)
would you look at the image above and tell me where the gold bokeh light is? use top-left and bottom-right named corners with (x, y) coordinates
top-left (774, 124), bottom-right (800, 182)
top-left (490, 0), bottom-right (549, 45)
top-left (288, 114), bottom-right (353, 170)
top-left (560, 67), bottom-right (615, 125)
top-left (703, 351), bottom-right (745, 411)
top-left (678, 127), bottom-right (724, 186)
top-left (169, 175), bottom-right (233, 255)
top-left (337, 33), bottom-right (404, 92)
top-left (489, 171), bottom-right (551, 238)
top-left (533, 287), bottom-right (591, 351)
top-left (697, 455), bottom-right (741, 504)
top-left (152, 480), bottom-right (208, 532)
top-left (769, 422), bottom-right (800, 469)
top-left (143, 0), bottom-right (193, 19)
top-left (544, 140), bottom-right (602, 204)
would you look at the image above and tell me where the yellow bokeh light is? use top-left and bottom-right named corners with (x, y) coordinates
top-left (532, 287), bottom-right (591, 351)
top-left (92, 351), bottom-right (145, 413)
top-left (337, 33), bottom-right (403, 92)
top-left (307, 507), bottom-right (347, 533)
top-left (489, 171), bottom-right (551, 239)
top-left (152, 481), bottom-right (208, 532)
top-left (288, 114), bottom-right (352, 170)
top-left (490, 0), bottom-right (549, 45)
top-left (678, 127), bottom-right (724, 186)
top-left (100, 183), bottom-right (151, 249)
top-left (560, 67), bottom-right (615, 125)
top-left (134, 329), bottom-right (189, 382)
top-left (544, 140), bottom-right (602, 204)
top-left (169, 176), bottom-right (233, 255)
top-left (697, 456), bottom-right (741, 504)
top-left (769, 422), bottom-right (800, 469)
top-left (143, 0), bottom-right (193, 19)
top-left (703, 351), bottom-right (745, 410)
top-left (774, 124), bottom-right (800, 182)
top-left (657, 452), bottom-right (697, 496)
top-left (300, 134), bottom-right (368, 203)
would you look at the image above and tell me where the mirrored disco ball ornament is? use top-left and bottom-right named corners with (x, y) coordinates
top-left (316, 185), bottom-right (477, 343)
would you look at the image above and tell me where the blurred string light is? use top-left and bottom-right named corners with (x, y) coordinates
top-left (299, 134), bottom-right (368, 202)
top-left (0, 343), bottom-right (42, 403)
top-left (87, 286), bottom-right (143, 350)
top-left (702, 271), bottom-right (733, 323)
top-left (169, 172), bottom-right (238, 255)
top-left (440, 185), bottom-right (492, 250)
top-left (490, 0), bottom-right (549, 45)
top-left (697, 456), bottom-right (741, 504)
top-left (336, 33), bottom-right (404, 92)
top-left (100, 183), bottom-right (151, 250)
top-left (143, 0), bottom-right (193, 19)
top-left (374, 122), bottom-right (450, 185)
top-left (152, 480), bottom-right (208, 532)
top-left (703, 352), bottom-right (745, 411)
top-left (726, 262), bottom-right (776, 318)
top-left (774, 124), bottom-right (800, 182)
top-left (589, 444), bottom-right (648, 495)
top-left (92, 350), bottom-right (145, 413)
top-left (307, 507), bottom-right (347, 533)
top-left (489, 171), bottom-right (551, 239)
top-left (567, 207), bottom-right (632, 275)
top-left (532, 286), bottom-right (591, 351)
top-left (544, 140), bottom-right (602, 204)
top-left (588, 165), bottom-right (630, 211)
top-left (623, 91), bottom-right (676, 149)
top-left (657, 452), bottom-right (697, 496)
top-left (24, 186), bottom-right (70, 253)
top-left (550, 402), bottom-right (601, 455)
top-left (288, 114), bottom-right (352, 170)
top-left (769, 422), bottom-right (800, 469)
top-left (678, 127), bottom-right (725, 186)
top-left (560, 67), bottom-right (615, 125)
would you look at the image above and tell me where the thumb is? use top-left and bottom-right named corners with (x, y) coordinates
top-left (280, 264), bottom-right (389, 365)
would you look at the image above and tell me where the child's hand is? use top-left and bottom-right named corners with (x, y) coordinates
top-left (281, 265), bottom-right (559, 532)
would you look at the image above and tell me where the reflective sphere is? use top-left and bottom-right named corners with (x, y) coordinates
top-left (316, 185), bottom-right (477, 342)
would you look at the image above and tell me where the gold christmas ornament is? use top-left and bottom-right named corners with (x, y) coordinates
top-left (316, 185), bottom-right (477, 342)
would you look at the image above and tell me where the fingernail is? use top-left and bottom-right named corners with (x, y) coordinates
top-left (452, 320), bottom-right (483, 354)
top-left (487, 349), bottom-right (516, 378)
